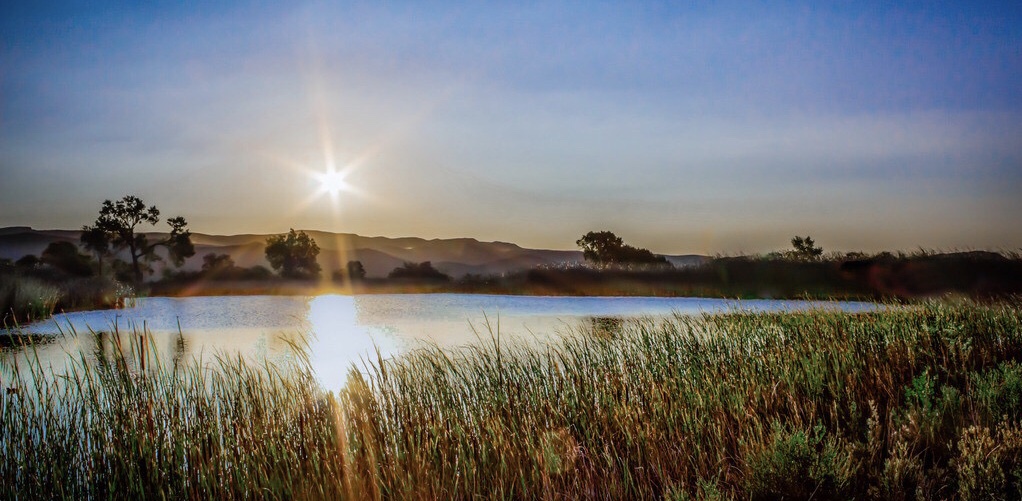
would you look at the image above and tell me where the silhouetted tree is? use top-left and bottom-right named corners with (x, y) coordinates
top-left (265, 229), bottom-right (321, 279)
top-left (790, 235), bottom-right (823, 261)
top-left (41, 241), bottom-right (94, 277)
top-left (201, 253), bottom-right (235, 274)
top-left (80, 225), bottom-right (111, 275)
top-left (332, 260), bottom-right (366, 283)
top-left (576, 230), bottom-right (671, 267)
top-left (87, 195), bottom-right (195, 284)
top-left (388, 261), bottom-right (450, 281)
top-left (347, 260), bottom-right (366, 280)
top-left (577, 231), bottom-right (624, 263)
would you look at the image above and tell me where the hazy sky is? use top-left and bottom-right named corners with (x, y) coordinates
top-left (2, 1), bottom-right (1020, 253)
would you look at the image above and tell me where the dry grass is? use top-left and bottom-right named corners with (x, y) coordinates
top-left (3, 300), bottom-right (1022, 499)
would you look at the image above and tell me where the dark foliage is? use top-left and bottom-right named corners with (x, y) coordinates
top-left (790, 235), bottom-right (824, 261)
top-left (576, 230), bottom-right (671, 267)
top-left (201, 253), bottom-right (235, 273)
top-left (388, 261), bottom-right (451, 282)
top-left (503, 251), bottom-right (1022, 299)
top-left (79, 225), bottom-right (111, 275)
top-left (264, 229), bottom-right (321, 280)
top-left (332, 261), bottom-right (366, 283)
top-left (41, 241), bottom-right (94, 277)
top-left (14, 255), bottom-right (39, 270)
top-left (85, 195), bottom-right (195, 284)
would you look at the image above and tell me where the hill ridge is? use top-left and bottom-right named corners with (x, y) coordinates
top-left (0, 226), bottom-right (707, 277)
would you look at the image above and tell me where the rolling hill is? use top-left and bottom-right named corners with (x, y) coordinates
top-left (0, 227), bottom-right (708, 278)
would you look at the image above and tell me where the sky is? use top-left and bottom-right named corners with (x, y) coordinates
top-left (1, 1), bottom-right (1020, 254)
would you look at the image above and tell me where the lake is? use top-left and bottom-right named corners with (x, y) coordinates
top-left (2, 294), bottom-right (879, 390)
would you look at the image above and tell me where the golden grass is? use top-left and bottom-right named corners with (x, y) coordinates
top-left (3, 300), bottom-right (1021, 499)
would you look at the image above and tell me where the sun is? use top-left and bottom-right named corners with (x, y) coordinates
top-left (288, 159), bottom-right (369, 216)
top-left (314, 167), bottom-right (350, 197)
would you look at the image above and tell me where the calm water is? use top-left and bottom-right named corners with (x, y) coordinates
top-left (3, 294), bottom-right (878, 390)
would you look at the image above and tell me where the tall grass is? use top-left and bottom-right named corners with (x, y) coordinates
top-left (3, 300), bottom-right (1022, 498)
top-left (0, 275), bottom-right (60, 326)
top-left (343, 300), bottom-right (1022, 499)
top-left (1, 274), bottom-right (122, 327)
top-left (1, 330), bottom-right (346, 499)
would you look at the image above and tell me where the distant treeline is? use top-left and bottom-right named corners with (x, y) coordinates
top-left (146, 250), bottom-right (1022, 301)
top-left (150, 231), bottom-right (1022, 300)
top-left (5, 212), bottom-right (1022, 326)
top-left (454, 233), bottom-right (1022, 300)
top-left (472, 250), bottom-right (1022, 300)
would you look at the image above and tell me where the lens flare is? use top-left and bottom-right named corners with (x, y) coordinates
top-left (315, 167), bottom-right (350, 197)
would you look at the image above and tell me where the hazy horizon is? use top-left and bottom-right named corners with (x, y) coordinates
top-left (2, 2), bottom-right (1020, 254)
top-left (4, 223), bottom-right (1020, 258)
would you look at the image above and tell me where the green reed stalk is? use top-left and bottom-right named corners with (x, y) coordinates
top-left (2, 300), bottom-right (1021, 499)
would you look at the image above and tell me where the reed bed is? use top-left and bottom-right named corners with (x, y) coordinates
top-left (3, 300), bottom-right (1022, 499)
top-left (1, 331), bottom-right (346, 499)
top-left (1, 275), bottom-right (61, 326)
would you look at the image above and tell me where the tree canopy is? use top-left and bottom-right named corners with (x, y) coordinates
top-left (346, 261), bottom-right (366, 280)
top-left (80, 225), bottom-right (111, 275)
top-left (332, 260), bottom-right (367, 283)
top-left (201, 253), bottom-right (236, 276)
top-left (83, 195), bottom-right (194, 284)
top-left (264, 229), bottom-right (321, 279)
top-left (790, 235), bottom-right (823, 261)
top-left (41, 241), bottom-right (94, 277)
top-left (576, 231), bottom-right (671, 267)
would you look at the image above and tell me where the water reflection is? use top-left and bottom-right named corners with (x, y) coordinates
top-left (306, 294), bottom-right (402, 389)
top-left (2, 294), bottom-right (879, 391)
top-left (0, 332), bottom-right (57, 350)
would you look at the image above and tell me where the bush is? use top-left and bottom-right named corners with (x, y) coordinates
top-left (745, 423), bottom-right (852, 499)
top-left (971, 362), bottom-right (1022, 426)
top-left (956, 424), bottom-right (1022, 499)
top-left (387, 261), bottom-right (450, 281)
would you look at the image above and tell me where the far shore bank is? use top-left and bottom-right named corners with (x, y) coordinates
top-left (148, 279), bottom-right (883, 301)
top-left (5, 251), bottom-right (1021, 328)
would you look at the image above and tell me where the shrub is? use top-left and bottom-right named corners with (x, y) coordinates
top-left (971, 361), bottom-right (1022, 425)
top-left (956, 424), bottom-right (1022, 499)
top-left (745, 423), bottom-right (852, 499)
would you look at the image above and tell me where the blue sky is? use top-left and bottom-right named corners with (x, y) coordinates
top-left (1, 1), bottom-right (1020, 252)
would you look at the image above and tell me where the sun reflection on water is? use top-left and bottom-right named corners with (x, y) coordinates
top-left (305, 294), bottom-right (401, 391)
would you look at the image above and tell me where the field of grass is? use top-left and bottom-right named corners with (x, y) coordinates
top-left (2, 300), bottom-right (1021, 499)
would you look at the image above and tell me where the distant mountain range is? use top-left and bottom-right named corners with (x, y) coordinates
top-left (0, 227), bottom-right (709, 278)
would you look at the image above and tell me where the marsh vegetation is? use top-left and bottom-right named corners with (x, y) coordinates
top-left (3, 300), bottom-right (1021, 499)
